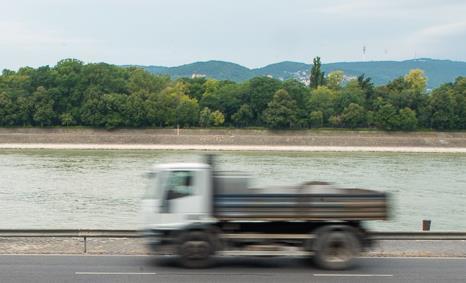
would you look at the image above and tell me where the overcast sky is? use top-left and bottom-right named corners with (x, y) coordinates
top-left (1, 0), bottom-right (465, 70)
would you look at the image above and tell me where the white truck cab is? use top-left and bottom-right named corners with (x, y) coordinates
top-left (142, 162), bottom-right (215, 232)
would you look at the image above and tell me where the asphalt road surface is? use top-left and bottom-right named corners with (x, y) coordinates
top-left (0, 255), bottom-right (465, 283)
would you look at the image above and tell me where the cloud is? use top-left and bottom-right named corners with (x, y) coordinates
top-left (0, 21), bottom-right (100, 47)
top-left (418, 21), bottom-right (466, 38)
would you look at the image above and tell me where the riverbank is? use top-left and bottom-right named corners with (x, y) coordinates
top-left (1, 128), bottom-right (466, 152)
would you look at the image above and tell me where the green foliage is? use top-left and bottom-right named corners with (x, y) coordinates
top-left (59, 113), bottom-right (75, 126)
top-left (375, 103), bottom-right (399, 130)
top-left (176, 94), bottom-right (199, 127)
top-left (263, 89), bottom-right (297, 129)
top-left (309, 57), bottom-right (325, 89)
top-left (211, 110), bottom-right (225, 126)
top-left (309, 111), bottom-right (323, 128)
top-left (32, 86), bottom-right (55, 126)
top-left (327, 70), bottom-right (344, 90)
top-left (0, 92), bottom-right (17, 126)
top-left (428, 86), bottom-right (456, 129)
top-left (199, 107), bottom-right (212, 127)
top-left (405, 69), bottom-right (427, 93)
top-left (329, 115), bottom-right (342, 127)
top-left (308, 86), bottom-right (336, 124)
top-left (335, 80), bottom-right (365, 113)
top-left (341, 103), bottom-right (366, 128)
top-left (232, 104), bottom-right (253, 127)
top-left (0, 60), bottom-right (465, 131)
top-left (248, 76), bottom-right (282, 122)
top-left (282, 79), bottom-right (311, 127)
top-left (398, 108), bottom-right (417, 131)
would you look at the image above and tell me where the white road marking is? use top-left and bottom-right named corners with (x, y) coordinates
top-left (76, 272), bottom-right (156, 275)
top-left (359, 256), bottom-right (466, 260)
top-left (314, 274), bottom-right (393, 277)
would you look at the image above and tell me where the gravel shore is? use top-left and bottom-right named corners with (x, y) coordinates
top-left (1, 128), bottom-right (466, 152)
top-left (1, 143), bottom-right (466, 153)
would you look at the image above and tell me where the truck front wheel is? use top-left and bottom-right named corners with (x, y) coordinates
top-left (313, 230), bottom-right (360, 270)
top-left (177, 231), bottom-right (214, 268)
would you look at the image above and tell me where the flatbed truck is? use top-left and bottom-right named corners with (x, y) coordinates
top-left (142, 156), bottom-right (389, 269)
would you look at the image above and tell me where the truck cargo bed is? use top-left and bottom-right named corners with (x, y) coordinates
top-left (213, 185), bottom-right (389, 221)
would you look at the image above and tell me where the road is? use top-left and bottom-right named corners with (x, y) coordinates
top-left (0, 255), bottom-right (465, 283)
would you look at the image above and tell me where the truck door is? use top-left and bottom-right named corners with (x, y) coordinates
top-left (160, 170), bottom-right (204, 227)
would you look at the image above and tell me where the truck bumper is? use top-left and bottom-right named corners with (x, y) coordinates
top-left (142, 229), bottom-right (176, 255)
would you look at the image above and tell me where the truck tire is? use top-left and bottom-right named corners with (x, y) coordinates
top-left (312, 230), bottom-right (360, 270)
top-left (177, 231), bottom-right (214, 268)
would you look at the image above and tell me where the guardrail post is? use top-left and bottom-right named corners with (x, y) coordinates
top-left (84, 236), bottom-right (87, 253)
top-left (423, 220), bottom-right (431, 231)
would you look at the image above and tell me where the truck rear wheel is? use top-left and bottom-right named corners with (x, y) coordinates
top-left (313, 230), bottom-right (360, 270)
top-left (177, 231), bottom-right (214, 268)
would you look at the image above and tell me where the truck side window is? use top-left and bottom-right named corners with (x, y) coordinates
top-left (165, 171), bottom-right (194, 200)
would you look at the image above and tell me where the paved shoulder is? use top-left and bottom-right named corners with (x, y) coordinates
top-left (0, 255), bottom-right (465, 283)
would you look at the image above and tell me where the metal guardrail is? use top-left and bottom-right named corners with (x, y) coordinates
top-left (0, 229), bottom-right (137, 238)
top-left (0, 230), bottom-right (465, 240)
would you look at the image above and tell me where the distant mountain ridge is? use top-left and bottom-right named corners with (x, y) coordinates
top-left (133, 58), bottom-right (466, 89)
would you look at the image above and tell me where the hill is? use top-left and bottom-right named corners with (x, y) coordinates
top-left (134, 58), bottom-right (466, 88)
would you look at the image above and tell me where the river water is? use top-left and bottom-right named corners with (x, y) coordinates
top-left (0, 149), bottom-right (465, 231)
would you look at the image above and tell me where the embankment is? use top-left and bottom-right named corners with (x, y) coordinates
top-left (1, 128), bottom-right (466, 152)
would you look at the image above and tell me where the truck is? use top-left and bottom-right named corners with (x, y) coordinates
top-left (141, 155), bottom-right (389, 270)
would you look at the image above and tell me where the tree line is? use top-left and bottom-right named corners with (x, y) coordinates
top-left (0, 58), bottom-right (465, 130)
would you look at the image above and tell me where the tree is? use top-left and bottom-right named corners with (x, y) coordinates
top-left (375, 103), bottom-right (399, 130)
top-left (405, 69), bottom-right (427, 93)
top-left (100, 93), bottom-right (127, 129)
top-left (32, 86), bottom-right (55, 126)
top-left (329, 115), bottom-right (341, 127)
top-left (327, 70), bottom-right (344, 90)
top-left (0, 92), bottom-right (17, 126)
top-left (308, 86), bottom-right (336, 124)
top-left (341, 103), bottom-right (366, 128)
top-left (210, 110), bottom-right (225, 126)
top-left (127, 68), bottom-right (170, 94)
top-left (199, 107), bottom-right (212, 127)
top-left (428, 86), bottom-right (456, 129)
top-left (263, 89), bottom-right (297, 129)
top-left (309, 111), bottom-right (323, 128)
top-left (398, 107), bottom-right (417, 131)
top-left (357, 74), bottom-right (373, 92)
top-left (282, 79), bottom-right (310, 127)
top-left (176, 94), bottom-right (199, 127)
top-left (335, 80), bottom-right (365, 113)
top-left (309, 57), bottom-right (325, 89)
top-left (232, 104), bottom-right (254, 127)
top-left (247, 76), bottom-right (282, 122)
top-left (59, 113), bottom-right (75, 126)
top-left (211, 83), bottom-right (243, 124)
top-left (0, 58), bottom-right (464, 131)
top-left (125, 92), bottom-right (147, 127)
top-left (181, 77), bottom-right (207, 101)
top-left (452, 77), bottom-right (466, 129)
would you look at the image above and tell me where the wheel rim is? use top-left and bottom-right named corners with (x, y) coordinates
top-left (323, 239), bottom-right (352, 263)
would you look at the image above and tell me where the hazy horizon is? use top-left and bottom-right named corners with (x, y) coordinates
top-left (1, 0), bottom-right (466, 70)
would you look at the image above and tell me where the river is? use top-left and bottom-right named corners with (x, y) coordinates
top-left (0, 149), bottom-right (465, 231)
